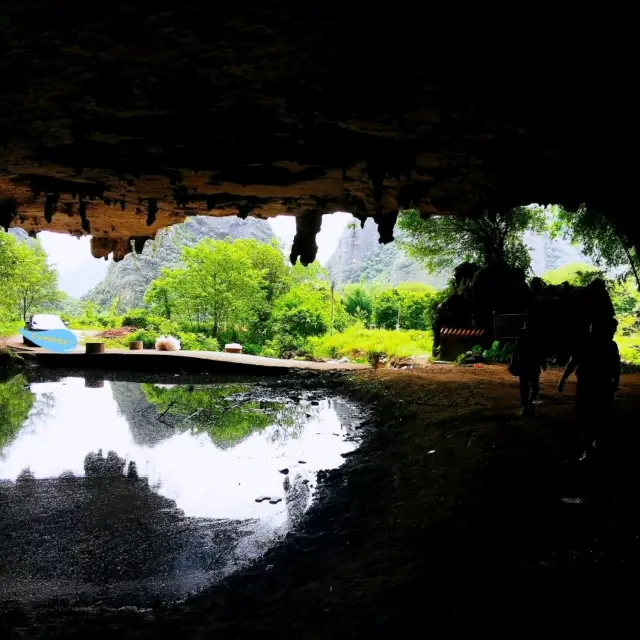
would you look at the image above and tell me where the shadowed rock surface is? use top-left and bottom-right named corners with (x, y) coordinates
top-left (0, 456), bottom-right (256, 607)
top-left (1, 5), bottom-right (636, 263)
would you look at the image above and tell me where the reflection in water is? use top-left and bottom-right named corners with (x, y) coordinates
top-left (0, 375), bottom-right (56, 450)
top-left (0, 375), bottom-right (34, 449)
top-left (141, 383), bottom-right (274, 448)
top-left (0, 374), bottom-right (363, 606)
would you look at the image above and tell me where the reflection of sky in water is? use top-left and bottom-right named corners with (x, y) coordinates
top-left (0, 378), bottom-right (359, 525)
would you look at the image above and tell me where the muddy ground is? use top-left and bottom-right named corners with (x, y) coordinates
top-left (4, 364), bottom-right (640, 638)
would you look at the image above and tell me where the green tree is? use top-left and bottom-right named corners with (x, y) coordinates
top-left (14, 242), bottom-right (61, 321)
top-left (372, 284), bottom-right (436, 330)
top-left (373, 289), bottom-right (402, 330)
top-left (264, 262), bottom-right (351, 357)
top-left (550, 204), bottom-right (640, 290)
top-left (233, 238), bottom-right (291, 303)
top-left (398, 207), bottom-right (546, 272)
top-left (0, 232), bottom-right (61, 321)
top-left (396, 283), bottom-right (437, 330)
top-left (143, 239), bottom-right (265, 338)
top-left (0, 233), bottom-right (20, 322)
top-left (342, 284), bottom-right (373, 324)
top-left (144, 270), bottom-right (182, 319)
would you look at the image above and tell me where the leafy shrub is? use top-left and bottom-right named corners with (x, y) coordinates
top-left (242, 343), bottom-right (261, 356)
top-left (481, 341), bottom-right (515, 364)
top-left (176, 332), bottom-right (220, 352)
top-left (617, 334), bottom-right (640, 372)
top-left (120, 309), bottom-right (164, 329)
top-left (96, 314), bottom-right (122, 329)
top-left (125, 329), bottom-right (158, 349)
top-left (262, 334), bottom-right (312, 359)
top-left (366, 348), bottom-right (385, 368)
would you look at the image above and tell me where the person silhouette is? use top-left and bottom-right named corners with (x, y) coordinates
top-left (558, 317), bottom-right (620, 456)
top-left (510, 322), bottom-right (546, 416)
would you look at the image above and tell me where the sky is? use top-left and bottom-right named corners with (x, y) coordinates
top-left (39, 213), bottom-right (354, 298)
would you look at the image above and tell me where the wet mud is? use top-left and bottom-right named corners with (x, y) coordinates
top-left (2, 366), bottom-right (640, 638)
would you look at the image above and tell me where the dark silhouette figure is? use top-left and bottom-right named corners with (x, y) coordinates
top-left (558, 318), bottom-right (621, 455)
top-left (510, 323), bottom-right (545, 416)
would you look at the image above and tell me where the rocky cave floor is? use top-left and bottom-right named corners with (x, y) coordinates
top-left (4, 365), bottom-right (640, 638)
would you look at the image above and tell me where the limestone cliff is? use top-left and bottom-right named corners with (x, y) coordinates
top-left (85, 216), bottom-right (274, 311)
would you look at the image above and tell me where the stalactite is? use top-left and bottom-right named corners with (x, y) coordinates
top-left (108, 239), bottom-right (132, 262)
top-left (90, 237), bottom-right (111, 259)
top-left (173, 185), bottom-right (189, 208)
top-left (146, 199), bottom-right (158, 226)
top-left (133, 236), bottom-right (150, 254)
top-left (79, 200), bottom-right (90, 233)
top-left (63, 202), bottom-right (74, 216)
top-left (120, 197), bottom-right (126, 211)
top-left (373, 209), bottom-right (398, 244)
top-left (289, 210), bottom-right (322, 266)
top-left (237, 203), bottom-right (254, 220)
top-left (366, 161), bottom-right (386, 203)
top-left (352, 213), bottom-right (367, 229)
top-left (43, 192), bottom-right (59, 224)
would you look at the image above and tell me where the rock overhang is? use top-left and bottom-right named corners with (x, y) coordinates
top-left (0, 3), bottom-right (637, 263)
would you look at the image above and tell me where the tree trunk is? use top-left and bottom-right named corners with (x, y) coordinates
top-left (330, 281), bottom-right (335, 336)
top-left (619, 235), bottom-right (640, 291)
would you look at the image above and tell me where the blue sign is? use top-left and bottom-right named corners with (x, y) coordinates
top-left (19, 329), bottom-right (78, 353)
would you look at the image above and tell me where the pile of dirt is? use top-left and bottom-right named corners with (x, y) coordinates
top-left (95, 327), bottom-right (136, 339)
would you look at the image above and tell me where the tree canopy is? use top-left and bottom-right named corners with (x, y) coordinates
top-left (398, 207), bottom-right (547, 273)
top-left (0, 232), bottom-right (61, 322)
top-left (550, 204), bottom-right (640, 289)
top-left (372, 284), bottom-right (436, 330)
top-left (143, 239), bottom-right (280, 337)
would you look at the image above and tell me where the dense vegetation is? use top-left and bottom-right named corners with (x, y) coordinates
top-left (87, 238), bottom-right (438, 361)
top-left (1, 203), bottom-right (639, 369)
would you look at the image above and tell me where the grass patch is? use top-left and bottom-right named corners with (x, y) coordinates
top-left (308, 327), bottom-right (433, 365)
top-left (617, 333), bottom-right (640, 371)
top-left (0, 321), bottom-right (22, 338)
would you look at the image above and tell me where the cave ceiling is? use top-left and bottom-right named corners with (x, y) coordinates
top-left (0, 3), bottom-right (634, 263)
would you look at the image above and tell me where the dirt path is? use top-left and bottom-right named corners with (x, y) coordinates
top-left (6, 365), bottom-right (640, 638)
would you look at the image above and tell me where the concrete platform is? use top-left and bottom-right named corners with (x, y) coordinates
top-left (9, 345), bottom-right (365, 375)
